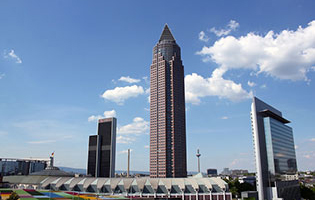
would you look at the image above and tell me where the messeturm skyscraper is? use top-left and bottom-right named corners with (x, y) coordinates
top-left (150, 25), bottom-right (187, 178)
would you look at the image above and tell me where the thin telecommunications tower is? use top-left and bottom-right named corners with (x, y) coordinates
top-left (196, 149), bottom-right (201, 173)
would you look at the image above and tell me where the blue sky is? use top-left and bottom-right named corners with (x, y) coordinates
top-left (0, 0), bottom-right (314, 173)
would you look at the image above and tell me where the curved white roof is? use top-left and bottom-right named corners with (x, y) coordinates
top-left (4, 176), bottom-right (229, 195)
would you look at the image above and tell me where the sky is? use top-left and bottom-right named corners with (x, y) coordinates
top-left (0, 0), bottom-right (315, 173)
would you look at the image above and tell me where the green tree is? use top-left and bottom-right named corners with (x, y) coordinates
top-left (238, 182), bottom-right (255, 193)
top-left (300, 184), bottom-right (315, 200)
top-left (225, 178), bottom-right (256, 198)
top-left (229, 186), bottom-right (238, 198)
top-left (8, 192), bottom-right (19, 200)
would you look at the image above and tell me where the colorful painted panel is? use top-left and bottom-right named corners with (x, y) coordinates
top-left (0, 189), bottom-right (128, 200)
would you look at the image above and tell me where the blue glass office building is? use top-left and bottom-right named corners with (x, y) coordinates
top-left (251, 97), bottom-right (300, 200)
top-left (264, 117), bottom-right (297, 177)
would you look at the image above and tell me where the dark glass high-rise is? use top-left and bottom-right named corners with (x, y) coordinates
top-left (87, 118), bottom-right (116, 177)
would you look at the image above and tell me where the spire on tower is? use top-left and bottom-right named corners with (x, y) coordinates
top-left (159, 24), bottom-right (176, 42)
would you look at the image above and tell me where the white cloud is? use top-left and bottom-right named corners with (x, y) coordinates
top-left (115, 117), bottom-right (149, 144)
top-left (88, 115), bottom-right (102, 122)
top-left (260, 84), bottom-right (267, 89)
top-left (199, 31), bottom-right (210, 42)
top-left (185, 69), bottom-right (252, 104)
top-left (209, 20), bottom-right (239, 37)
top-left (230, 158), bottom-right (240, 166)
top-left (146, 88), bottom-right (150, 104)
top-left (228, 152), bottom-right (252, 169)
top-left (27, 140), bottom-right (56, 144)
top-left (221, 116), bottom-right (229, 120)
top-left (228, 20), bottom-right (239, 30)
top-left (12, 118), bottom-right (84, 144)
top-left (303, 154), bottom-right (311, 159)
top-left (310, 138), bottom-right (315, 142)
top-left (62, 135), bottom-right (73, 139)
top-left (142, 76), bottom-right (149, 84)
top-left (144, 145), bottom-right (149, 149)
top-left (13, 119), bottom-right (81, 147)
top-left (118, 76), bottom-right (140, 83)
top-left (117, 136), bottom-right (136, 144)
top-left (0, 73), bottom-right (5, 79)
top-left (88, 110), bottom-right (116, 122)
top-left (295, 145), bottom-right (298, 149)
top-left (101, 85), bottom-right (144, 105)
top-left (104, 110), bottom-right (116, 118)
top-left (0, 131), bottom-right (8, 136)
top-left (247, 81), bottom-right (256, 87)
top-left (198, 20), bottom-right (315, 81)
top-left (4, 49), bottom-right (22, 64)
top-left (118, 117), bottom-right (149, 135)
top-left (118, 149), bottom-right (133, 154)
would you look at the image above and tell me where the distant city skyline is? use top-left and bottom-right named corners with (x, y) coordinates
top-left (0, 0), bottom-right (315, 173)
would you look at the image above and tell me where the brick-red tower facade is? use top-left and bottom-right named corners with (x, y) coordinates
top-left (150, 25), bottom-right (187, 178)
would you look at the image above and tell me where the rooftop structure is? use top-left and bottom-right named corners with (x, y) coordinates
top-left (221, 168), bottom-right (230, 176)
top-left (0, 157), bottom-right (48, 176)
top-left (29, 153), bottom-right (73, 177)
top-left (207, 169), bottom-right (217, 176)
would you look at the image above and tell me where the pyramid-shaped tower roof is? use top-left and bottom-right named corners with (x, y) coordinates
top-left (159, 24), bottom-right (175, 42)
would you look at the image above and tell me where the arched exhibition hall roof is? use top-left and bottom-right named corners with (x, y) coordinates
top-left (4, 176), bottom-right (229, 195)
